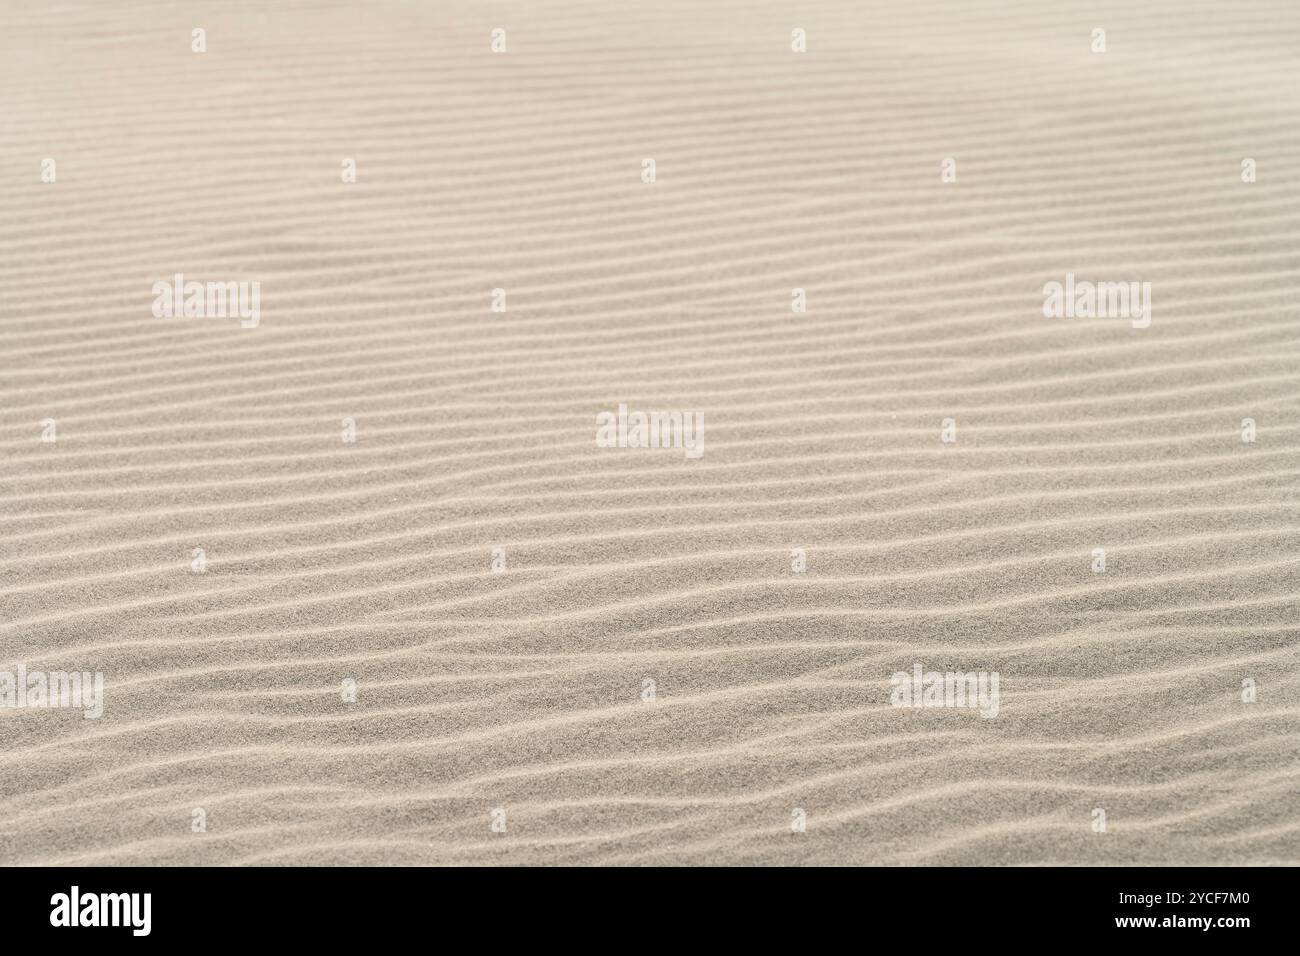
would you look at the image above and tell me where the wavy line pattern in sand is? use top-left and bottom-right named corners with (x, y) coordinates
top-left (2, 0), bottom-right (1299, 865)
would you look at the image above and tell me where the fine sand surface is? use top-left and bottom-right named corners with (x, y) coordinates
top-left (2, 0), bottom-right (1299, 866)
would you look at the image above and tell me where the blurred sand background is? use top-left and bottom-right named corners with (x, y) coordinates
top-left (1, 0), bottom-right (1298, 864)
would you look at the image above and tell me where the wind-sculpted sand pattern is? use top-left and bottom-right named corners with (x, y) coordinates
top-left (2, 0), bottom-right (1299, 866)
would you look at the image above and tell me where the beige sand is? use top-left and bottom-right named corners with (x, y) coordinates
top-left (2, 0), bottom-right (1298, 865)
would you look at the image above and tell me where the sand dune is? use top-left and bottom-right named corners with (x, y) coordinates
top-left (2, 0), bottom-right (1299, 865)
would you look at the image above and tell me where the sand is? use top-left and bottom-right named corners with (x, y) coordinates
top-left (1, 0), bottom-right (1298, 865)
